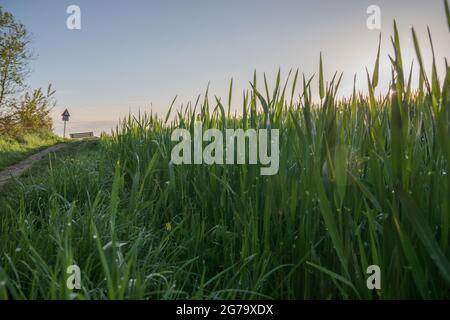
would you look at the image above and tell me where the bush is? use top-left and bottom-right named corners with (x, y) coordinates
top-left (0, 85), bottom-right (55, 138)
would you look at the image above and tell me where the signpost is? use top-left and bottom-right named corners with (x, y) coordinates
top-left (62, 109), bottom-right (70, 138)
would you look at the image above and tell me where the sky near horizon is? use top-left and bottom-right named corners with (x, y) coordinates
top-left (2, 0), bottom-right (449, 136)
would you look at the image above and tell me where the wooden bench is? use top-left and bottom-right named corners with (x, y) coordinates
top-left (69, 132), bottom-right (94, 139)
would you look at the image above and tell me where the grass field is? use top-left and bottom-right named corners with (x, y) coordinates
top-left (0, 8), bottom-right (449, 300)
top-left (0, 131), bottom-right (60, 171)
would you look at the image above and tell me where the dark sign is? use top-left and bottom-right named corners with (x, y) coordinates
top-left (62, 109), bottom-right (70, 121)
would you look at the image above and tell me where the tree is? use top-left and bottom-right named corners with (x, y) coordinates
top-left (13, 85), bottom-right (55, 132)
top-left (0, 6), bottom-right (31, 115)
top-left (0, 6), bottom-right (55, 136)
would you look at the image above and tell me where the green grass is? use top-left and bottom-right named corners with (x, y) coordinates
top-left (0, 4), bottom-right (449, 300)
top-left (0, 131), bottom-right (61, 171)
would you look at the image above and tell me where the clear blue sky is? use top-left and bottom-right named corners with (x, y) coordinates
top-left (2, 0), bottom-right (449, 135)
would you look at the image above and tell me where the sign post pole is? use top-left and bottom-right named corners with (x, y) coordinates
top-left (62, 109), bottom-right (71, 138)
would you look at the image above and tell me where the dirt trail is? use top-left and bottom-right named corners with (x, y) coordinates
top-left (0, 143), bottom-right (67, 190)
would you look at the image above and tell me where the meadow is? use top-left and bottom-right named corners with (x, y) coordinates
top-left (0, 131), bottom-right (60, 171)
top-left (0, 6), bottom-right (449, 299)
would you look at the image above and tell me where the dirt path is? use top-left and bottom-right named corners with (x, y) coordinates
top-left (0, 143), bottom-right (67, 190)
